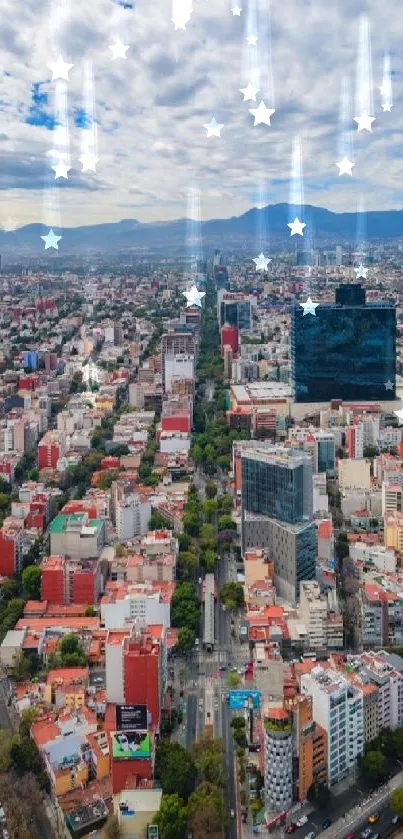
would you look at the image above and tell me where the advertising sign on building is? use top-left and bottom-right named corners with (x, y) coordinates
top-left (116, 703), bottom-right (148, 731)
top-left (228, 690), bottom-right (261, 709)
top-left (111, 730), bottom-right (151, 760)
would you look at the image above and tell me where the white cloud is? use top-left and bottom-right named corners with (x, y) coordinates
top-left (0, 0), bottom-right (401, 227)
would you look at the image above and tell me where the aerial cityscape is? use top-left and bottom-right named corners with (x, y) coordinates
top-left (3, 1), bottom-right (403, 839)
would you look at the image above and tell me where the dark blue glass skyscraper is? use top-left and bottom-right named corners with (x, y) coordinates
top-left (291, 284), bottom-right (396, 403)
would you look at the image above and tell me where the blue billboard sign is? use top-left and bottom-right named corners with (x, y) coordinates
top-left (228, 690), bottom-right (261, 709)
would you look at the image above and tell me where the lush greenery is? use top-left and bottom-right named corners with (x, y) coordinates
top-left (155, 793), bottom-right (187, 839)
top-left (220, 581), bottom-right (245, 611)
top-left (21, 565), bottom-right (42, 601)
top-left (171, 582), bottom-right (201, 633)
top-left (391, 787), bottom-right (403, 818)
top-left (155, 741), bottom-right (197, 802)
top-left (47, 632), bottom-right (87, 669)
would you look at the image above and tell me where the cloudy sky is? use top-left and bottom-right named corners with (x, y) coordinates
top-left (0, 0), bottom-right (402, 229)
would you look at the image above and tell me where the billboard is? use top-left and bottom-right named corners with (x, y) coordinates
top-left (111, 730), bottom-right (151, 760)
top-left (228, 690), bottom-right (261, 709)
top-left (116, 704), bottom-right (148, 731)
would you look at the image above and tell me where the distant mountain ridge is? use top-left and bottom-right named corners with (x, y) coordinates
top-left (1, 203), bottom-right (403, 256)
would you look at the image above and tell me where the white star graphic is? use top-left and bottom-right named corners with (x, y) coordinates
top-left (183, 285), bottom-right (206, 308)
top-left (385, 380), bottom-right (394, 391)
top-left (51, 160), bottom-right (71, 180)
top-left (79, 152), bottom-right (99, 173)
top-left (253, 253), bottom-right (271, 272)
top-left (336, 156), bottom-right (355, 176)
top-left (288, 217), bottom-right (306, 236)
top-left (354, 114), bottom-right (375, 132)
top-left (246, 34), bottom-right (258, 45)
top-left (249, 100), bottom-right (275, 127)
top-left (382, 102), bottom-right (393, 112)
top-left (240, 82), bottom-right (259, 102)
top-left (394, 409), bottom-right (403, 425)
top-left (109, 38), bottom-right (130, 60)
top-left (41, 229), bottom-right (62, 250)
top-left (354, 264), bottom-right (368, 279)
top-left (231, 4), bottom-right (242, 14)
top-left (300, 297), bottom-right (319, 316)
top-left (203, 118), bottom-right (224, 138)
top-left (47, 55), bottom-right (74, 82)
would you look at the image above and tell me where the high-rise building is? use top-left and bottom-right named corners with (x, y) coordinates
top-left (291, 284), bottom-right (396, 403)
top-left (301, 666), bottom-right (364, 785)
top-left (239, 443), bottom-right (316, 601)
top-left (161, 330), bottom-right (196, 392)
top-left (241, 445), bottom-right (313, 524)
top-left (218, 291), bottom-right (252, 331)
top-left (264, 708), bottom-right (293, 812)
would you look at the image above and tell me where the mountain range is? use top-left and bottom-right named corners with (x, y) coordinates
top-left (2, 203), bottom-right (403, 257)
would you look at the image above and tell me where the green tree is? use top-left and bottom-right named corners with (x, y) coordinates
top-left (176, 627), bottom-right (196, 653)
top-left (220, 582), bottom-right (245, 610)
top-left (361, 749), bottom-right (388, 782)
top-left (177, 550), bottom-right (198, 581)
top-left (85, 606), bottom-right (96, 617)
top-left (155, 794), bottom-right (187, 839)
top-left (203, 499), bottom-right (218, 523)
top-left (391, 787), bottom-right (403, 818)
top-left (192, 444), bottom-right (203, 466)
top-left (218, 514), bottom-right (236, 532)
top-left (183, 512), bottom-right (201, 537)
top-left (171, 583), bottom-right (200, 632)
top-left (203, 549), bottom-right (217, 572)
top-left (363, 445), bottom-right (379, 458)
top-left (205, 481), bottom-right (217, 499)
top-left (200, 523), bottom-right (217, 551)
top-left (187, 781), bottom-right (227, 836)
top-left (154, 741), bottom-right (197, 801)
top-left (227, 671), bottom-right (241, 688)
top-left (218, 494), bottom-right (234, 514)
top-left (22, 565), bottom-right (42, 600)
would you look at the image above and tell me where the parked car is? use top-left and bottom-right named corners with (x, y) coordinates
top-left (360, 829), bottom-right (372, 839)
top-left (230, 810), bottom-right (235, 819)
top-left (305, 832), bottom-right (315, 839)
top-left (368, 814), bottom-right (379, 824)
top-left (296, 816), bottom-right (308, 827)
top-left (285, 824), bottom-right (297, 834)
top-left (322, 819), bottom-right (332, 830)
top-left (345, 834), bottom-right (355, 839)
top-left (392, 815), bottom-right (400, 825)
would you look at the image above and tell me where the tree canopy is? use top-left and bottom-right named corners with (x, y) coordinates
top-left (155, 794), bottom-right (187, 839)
top-left (154, 741), bottom-right (197, 802)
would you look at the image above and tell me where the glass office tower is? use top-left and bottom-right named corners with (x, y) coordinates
top-left (291, 284), bottom-right (396, 403)
top-left (241, 448), bottom-right (313, 524)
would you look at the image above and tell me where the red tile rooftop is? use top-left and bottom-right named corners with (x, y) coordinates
top-left (16, 617), bottom-right (100, 630)
top-left (46, 667), bottom-right (88, 685)
top-left (266, 707), bottom-right (289, 721)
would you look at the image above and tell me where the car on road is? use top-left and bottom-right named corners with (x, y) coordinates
top-left (230, 810), bottom-right (235, 818)
top-left (368, 814), bottom-right (379, 824)
top-left (305, 832), bottom-right (315, 839)
top-left (345, 834), bottom-right (355, 839)
top-left (392, 815), bottom-right (401, 825)
top-left (360, 829), bottom-right (372, 839)
top-left (219, 665), bottom-right (227, 671)
top-left (296, 816), bottom-right (308, 828)
top-left (285, 824), bottom-right (297, 834)
top-left (322, 819), bottom-right (332, 830)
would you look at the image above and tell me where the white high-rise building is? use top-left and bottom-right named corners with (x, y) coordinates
top-left (301, 667), bottom-right (364, 785)
top-left (116, 494), bottom-right (151, 542)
